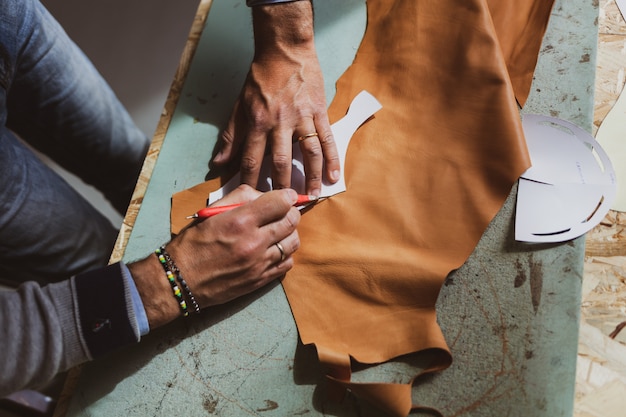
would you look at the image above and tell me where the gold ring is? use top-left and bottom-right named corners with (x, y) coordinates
top-left (297, 132), bottom-right (318, 142)
top-left (275, 242), bottom-right (286, 262)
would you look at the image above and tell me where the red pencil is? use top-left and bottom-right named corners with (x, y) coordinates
top-left (186, 194), bottom-right (318, 219)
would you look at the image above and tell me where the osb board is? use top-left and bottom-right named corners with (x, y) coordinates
top-left (577, 0), bottom-right (626, 415)
top-left (593, 0), bottom-right (626, 132)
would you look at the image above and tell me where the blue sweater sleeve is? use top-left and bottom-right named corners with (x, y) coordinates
top-left (120, 263), bottom-right (149, 336)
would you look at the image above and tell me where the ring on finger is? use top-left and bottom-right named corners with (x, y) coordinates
top-left (297, 132), bottom-right (318, 142)
top-left (275, 242), bottom-right (286, 262)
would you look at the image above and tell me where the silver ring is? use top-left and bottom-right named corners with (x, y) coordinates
top-left (275, 242), bottom-right (286, 262)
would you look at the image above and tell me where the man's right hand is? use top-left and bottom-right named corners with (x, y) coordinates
top-left (129, 185), bottom-right (301, 328)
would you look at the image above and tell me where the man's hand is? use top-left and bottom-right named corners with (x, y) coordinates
top-left (129, 185), bottom-right (301, 328)
top-left (212, 1), bottom-right (340, 197)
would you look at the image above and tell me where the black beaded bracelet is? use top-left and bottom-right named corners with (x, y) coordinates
top-left (155, 247), bottom-right (201, 316)
top-left (155, 247), bottom-right (188, 316)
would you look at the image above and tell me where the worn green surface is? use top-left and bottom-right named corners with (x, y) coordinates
top-left (65, 0), bottom-right (597, 415)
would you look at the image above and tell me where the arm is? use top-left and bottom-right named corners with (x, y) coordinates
top-left (129, 186), bottom-right (301, 328)
top-left (0, 264), bottom-right (139, 396)
top-left (0, 186), bottom-right (300, 396)
top-left (213, 0), bottom-right (340, 197)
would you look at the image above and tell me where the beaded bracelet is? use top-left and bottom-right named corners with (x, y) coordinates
top-left (155, 247), bottom-right (201, 316)
top-left (156, 246), bottom-right (201, 315)
top-left (155, 247), bottom-right (188, 316)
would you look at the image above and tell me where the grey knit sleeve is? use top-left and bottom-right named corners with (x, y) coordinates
top-left (0, 263), bottom-right (140, 396)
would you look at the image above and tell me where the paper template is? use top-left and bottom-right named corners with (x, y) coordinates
top-left (617, 0), bottom-right (626, 21)
top-left (208, 90), bottom-right (383, 204)
top-left (595, 78), bottom-right (626, 211)
top-left (516, 114), bottom-right (617, 242)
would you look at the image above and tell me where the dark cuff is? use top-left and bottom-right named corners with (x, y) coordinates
top-left (74, 263), bottom-right (138, 358)
top-left (247, 0), bottom-right (303, 6)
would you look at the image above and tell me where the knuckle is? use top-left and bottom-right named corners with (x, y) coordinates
top-left (220, 130), bottom-right (235, 146)
top-left (229, 233), bottom-right (262, 261)
top-left (325, 152), bottom-right (340, 165)
top-left (291, 234), bottom-right (301, 252)
top-left (301, 142), bottom-right (323, 159)
top-left (243, 105), bottom-right (275, 132)
top-left (254, 272), bottom-right (274, 291)
top-left (281, 258), bottom-right (294, 272)
top-left (285, 208), bottom-right (301, 228)
top-left (240, 155), bottom-right (260, 174)
top-left (249, 112), bottom-right (270, 130)
top-left (227, 213), bottom-right (255, 236)
top-left (225, 216), bottom-right (247, 236)
top-left (272, 153), bottom-right (292, 171)
top-left (318, 132), bottom-right (335, 146)
top-left (237, 241), bottom-right (259, 260)
top-left (306, 172), bottom-right (322, 184)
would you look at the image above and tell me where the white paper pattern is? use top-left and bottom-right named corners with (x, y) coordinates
top-left (516, 114), bottom-right (617, 242)
top-left (208, 90), bottom-right (383, 203)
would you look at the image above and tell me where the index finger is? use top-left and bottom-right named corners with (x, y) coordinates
top-left (214, 100), bottom-right (245, 166)
top-left (211, 184), bottom-right (262, 208)
top-left (241, 188), bottom-right (299, 227)
top-left (239, 130), bottom-right (268, 189)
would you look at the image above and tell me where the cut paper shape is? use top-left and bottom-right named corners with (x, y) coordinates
top-left (515, 114), bottom-right (617, 242)
top-left (595, 76), bottom-right (626, 212)
top-left (617, 0), bottom-right (626, 21)
top-left (208, 90), bottom-right (382, 204)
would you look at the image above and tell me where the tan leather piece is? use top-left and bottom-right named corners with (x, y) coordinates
top-left (281, 0), bottom-right (554, 414)
top-left (170, 0), bottom-right (555, 414)
top-left (486, 0), bottom-right (555, 106)
top-left (171, 177), bottom-right (222, 234)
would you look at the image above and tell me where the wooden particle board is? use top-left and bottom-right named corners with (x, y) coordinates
top-left (577, 1), bottom-right (626, 415)
top-left (594, 0), bottom-right (626, 132)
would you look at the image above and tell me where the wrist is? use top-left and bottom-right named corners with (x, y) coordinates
top-left (128, 255), bottom-right (180, 329)
top-left (252, 0), bottom-right (315, 57)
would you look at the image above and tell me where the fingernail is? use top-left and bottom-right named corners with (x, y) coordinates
top-left (286, 188), bottom-right (298, 203)
top-left (331, 170), bottom-right (340, 181)
top-left (212, 152), bottom-right (223, 163)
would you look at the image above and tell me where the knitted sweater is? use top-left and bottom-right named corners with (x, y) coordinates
top-left (0, 263), bottom-right (140, 396)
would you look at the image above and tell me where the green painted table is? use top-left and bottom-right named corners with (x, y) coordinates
top-left (61, 0), bottom-right (597, 415)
